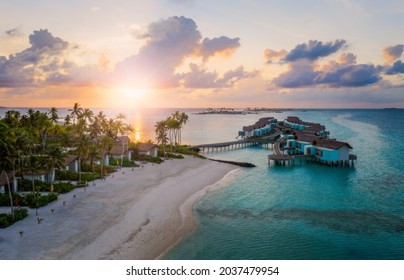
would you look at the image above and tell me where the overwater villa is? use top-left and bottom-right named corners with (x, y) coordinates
top-left (268, 116), bottom-right (356, 167)
top-left (238, 117), bottom-right (278, 138)
top-left (190, 115), bottom-right (356, 167)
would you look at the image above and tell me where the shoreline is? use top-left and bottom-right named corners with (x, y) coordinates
top-left (0, 156), bottom-right (237, 260)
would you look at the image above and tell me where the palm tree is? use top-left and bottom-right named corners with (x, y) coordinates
top-left (155, 120), bottom-right (168, 156)
top-left (178, 112), bottom-right (189, 146)
top-left (23, 154), bottom-right (46, 216)
top-left (87, 143), bottom-right (101, 182)
top-left (45, 144), bottom-right (67, 187)
top-left (99, 135), bottom-right (114, 178)
top-left (64, 115), bottom-right (72, 126)
top-left (79, 108), bottom-right (94, 126)
top-left (68, 102), bottom-right (83, 125)
top-left (48, 107), bottom-right (59, 124)
top-left (0, 122), bottom-right (16, 221)
top-left (75, 134), bottom-right (90, 183)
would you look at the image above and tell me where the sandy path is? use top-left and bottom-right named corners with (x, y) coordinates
top-left (0, 157), bottom-right (237, 260)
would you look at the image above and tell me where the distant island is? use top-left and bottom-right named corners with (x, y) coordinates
top-left (195, 108), bottom-right (286, 115)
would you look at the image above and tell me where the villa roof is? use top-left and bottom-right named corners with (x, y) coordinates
top-left (138, 143), bottom-right (159, 152)
top-left (315, 139), bottom-right (353, 150)
top-left (63, 155), bottom-right (78, 166)
top-left (295, 133), bottom-right (320, 143)
top-left (109, 144), bottom-right (129, 155)
top-left (116, 136), bottom-right (130, 144)
top-left (242, 117), bottom-right (274, 131)
top-left (303, 125), bottom-right (326, 134)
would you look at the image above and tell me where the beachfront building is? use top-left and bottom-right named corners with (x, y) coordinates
top-left (104, 136), bottom-right (133, 166)
top-left (63, 155), bottom-right (79, 173)
top-left (24, 170), bottom-right (53, 183)
top-left (238, 117), bottom-right (277, 138)
top-left (138, 143), bottom-right (159, 157)
top-left (0, 171), bottom-right (18, 193)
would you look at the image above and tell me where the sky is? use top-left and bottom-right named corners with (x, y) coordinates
top-left (0, 0), bottom-right (403, 108)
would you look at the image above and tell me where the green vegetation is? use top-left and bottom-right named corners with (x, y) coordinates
top-left (0, 193), bottom-right (58, 208)
top-left (133, 154), bottom-right (163, 164)
top-left (155, 111), bottom-right (189, 155)
top-left (108, 157), bottom-right (139, 167)
top-left (55, 170), bottom-right (102, 182)
top-left (157, 151), bottom-right (184, 159)
top-left (19, 179), bottom-right (75, 194)
top-left (0, 208), bottom-right (28, 228)
top-left (174, 145), bottom-right (206, 158)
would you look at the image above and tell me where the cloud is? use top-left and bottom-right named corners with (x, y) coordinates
top-left (383, 44), bottom-right (404, 63)
top-left (284, 39), bottom-right (346, 62)
top-left (269, 39), bottom-right (385, 89)
top-left (199, 36), bottom-right (240, 60)
top-left (1, 17), bottom-right (248, 91)
top-left (27, 29), bottom-right (69, 51)
top-left (0, 29), bottom-right (94, 88)
top-left (385, 60), bottom-right (404, 75)
top-left (264, 49), bottom-right (287, 63)
top-left (338, 52), bottom-right (357, 64)
top-left (5, 26), bottom-right (23, 37)
top-left (182, 64), bottom-right (254, 88)
top-left (114, 16), bottom-right (202, 87)
top-left (115, 16), bottom-right (246, 88)
top-left (316, 64), bottom-right (382, 87)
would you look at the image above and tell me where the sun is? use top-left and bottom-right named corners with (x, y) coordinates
top-left (111, 87), bottom-right (150, 108)
top-left (119, 87), bottom-right (146, 99)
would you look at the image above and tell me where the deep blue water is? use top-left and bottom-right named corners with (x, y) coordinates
top-left (165, 109), bottom-right (404, 260)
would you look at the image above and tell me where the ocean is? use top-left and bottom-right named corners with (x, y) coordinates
top-left (167, 109), bottom-right (404, 260)
top-left (1, 107), bottom-right (403, 259)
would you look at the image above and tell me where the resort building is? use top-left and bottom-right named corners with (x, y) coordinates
top-left (138, 143), bottom-right (159, 157)
top-left (104, 136), bottom-right (133, 166)
top-left (267, 116), bottom-right (356, 167)
top-left (63, 155), bottom-right (79, 173)
top-left (238, 117), bottom-right (277, 138)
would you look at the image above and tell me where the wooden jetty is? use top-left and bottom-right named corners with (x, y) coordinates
top-left (188, 129), bottom-right (281, 153)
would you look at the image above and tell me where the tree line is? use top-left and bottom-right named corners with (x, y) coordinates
top-left (0, 103), bottom-right (133, 221)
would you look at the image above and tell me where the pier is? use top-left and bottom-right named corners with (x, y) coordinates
top-left (188, 139), bottom-right (274, 153)
top-left (188, 128), bottom-right (281, 153)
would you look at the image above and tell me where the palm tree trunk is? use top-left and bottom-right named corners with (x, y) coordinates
top-left (31, 170), bottom-right (38, 216)
top-left (5, 173), bottom-right (14, 222)
top-left (78, 157), bottom-right (82, 182)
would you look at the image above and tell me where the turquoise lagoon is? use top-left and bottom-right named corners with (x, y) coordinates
top-left (166, 109), bottom-right (404, 259)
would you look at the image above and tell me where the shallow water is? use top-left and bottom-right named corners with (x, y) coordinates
top-left (166, 109), bottom-right (404, 260)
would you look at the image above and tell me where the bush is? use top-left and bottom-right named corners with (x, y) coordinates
top-left (157, 151), bottom-right (184, 159)
top-left (0, 208), bottom-right (29, 228)
top-left (55, 170), bottom-right (101, 181)
top-left (133, 154), bottom-right (163, 164)
top-left (19, 179), bottom-right (49, 192)
top-left (0, 193), bottom-right (58, 208)
top-left (108, 157), bottom-right (139, 167)
top-left (173, 145), bottom-right (206, 158)
top-left (20, 193), bottom-right (58, 208)
top-left (52, 182), bottom-right (75, 194)
top-left (19, 180), bottom-right (75, 194)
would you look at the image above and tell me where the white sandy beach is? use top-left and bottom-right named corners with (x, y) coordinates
top-left (0, 157), bottom-right (237, 260)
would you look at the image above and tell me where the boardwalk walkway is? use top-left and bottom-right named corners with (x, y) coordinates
top-left (188, 129), bottom-right (281, 152)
